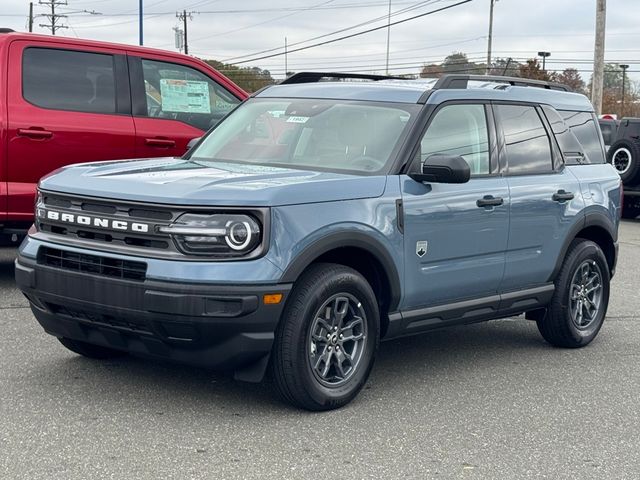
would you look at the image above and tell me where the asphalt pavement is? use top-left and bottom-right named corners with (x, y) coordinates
top-left (2, 222), bottom-right (640, 479)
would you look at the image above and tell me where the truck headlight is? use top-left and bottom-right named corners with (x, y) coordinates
top-left (159, 213), bottom-right (262, 257)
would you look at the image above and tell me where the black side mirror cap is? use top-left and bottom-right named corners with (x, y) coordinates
top-left (409, 154), bottom-right (471, 184)
top-left (186, 137), bottom-right (202, 151)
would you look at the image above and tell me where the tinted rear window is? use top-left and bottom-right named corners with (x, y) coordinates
top-left (497, 104), bottom-right (553, 175)
top-left (559, 110), bottom-right (605, 164)
top-left (23, 47), bottom-right (116, 114)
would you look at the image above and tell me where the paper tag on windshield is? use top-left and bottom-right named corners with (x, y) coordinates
top-left (286, 116), bottom-right (309, 123)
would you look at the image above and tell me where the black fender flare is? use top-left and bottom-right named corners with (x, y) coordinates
top-left (548, 211), bottom-right (617, 282)
top-left (279, 231), bottom-right (402, 311)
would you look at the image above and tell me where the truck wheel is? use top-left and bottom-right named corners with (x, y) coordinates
top-left (58, 337), bottom-right (127, 359)
top-left (537, 239), bottom-right (610, 348)
top-left (272, 263), bottom-right (379, 411)
top-left (608, 139), bottom-right (640, 185)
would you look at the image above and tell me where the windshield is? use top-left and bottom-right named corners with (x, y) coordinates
top-left (188, 98), bottom-right (418, 174)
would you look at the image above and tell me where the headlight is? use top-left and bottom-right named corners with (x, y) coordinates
top-left (159, 213), bottom-right (262, 257)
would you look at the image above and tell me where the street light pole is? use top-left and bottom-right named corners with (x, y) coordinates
top-left (385, 0), bottom-right (391, 75)
top-left (538, 51), bottom-right (550, 72)
top-left (620, 64), bottom-right (629, 118)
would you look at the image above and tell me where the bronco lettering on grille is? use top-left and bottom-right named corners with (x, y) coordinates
top-left (42, 210), bottom-right (150, 233)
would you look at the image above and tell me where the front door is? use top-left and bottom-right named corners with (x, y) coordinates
top-left (401, 103), bottom-right (509, 310)
top-left (128, 55), bottom-right (241, 159)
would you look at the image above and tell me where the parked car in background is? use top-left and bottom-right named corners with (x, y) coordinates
top-left (603, 117), bottom-right (640, 218)
top-left (0, 29), bottom-right (247, 244)
top-left (598, 117), bottom-right (620, 153)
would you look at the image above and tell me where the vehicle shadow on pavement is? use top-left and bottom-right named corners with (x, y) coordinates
top-left (30, 318), bottom-right (547, 414)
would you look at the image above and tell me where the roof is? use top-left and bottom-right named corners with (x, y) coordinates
top-left (255, 75), bottom-right (594, 112)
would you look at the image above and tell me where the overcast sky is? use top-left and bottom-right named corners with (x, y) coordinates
top-left (2, 0), bottom-right (639, 81)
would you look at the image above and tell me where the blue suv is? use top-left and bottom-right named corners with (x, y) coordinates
top-left (15, 73), bottom-right (621, 410)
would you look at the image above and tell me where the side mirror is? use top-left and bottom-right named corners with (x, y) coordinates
top-left (186, 137), bottom-right (202, 151)
top-left (409, 154), bottom-right (471, 184)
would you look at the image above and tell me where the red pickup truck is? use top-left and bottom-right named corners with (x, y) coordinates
top-left (0, 29), bottom-right (247, 244)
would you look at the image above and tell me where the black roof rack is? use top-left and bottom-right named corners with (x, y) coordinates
top-left (280, 71), bottom-right (406, 85)
top-left (0, 28), bottom-right (16, 34)
top-left (433, 74), bottom-right (571, 92)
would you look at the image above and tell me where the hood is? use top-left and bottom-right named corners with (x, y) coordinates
top-left (39, 157), bottom-right (387, 206)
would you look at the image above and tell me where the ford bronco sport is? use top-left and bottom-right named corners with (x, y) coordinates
top-left (15, 73), bottom-right (621, 410)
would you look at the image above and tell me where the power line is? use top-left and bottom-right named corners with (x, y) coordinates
top-left (229, 0), bottom-right (474, 66)
top-left (222, 0), bottom-right (445, 63)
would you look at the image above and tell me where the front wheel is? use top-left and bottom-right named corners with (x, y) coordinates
top-left (537, 239), bottom-right (610, 348)
top-left (272, 263), bottom-right (379, 411)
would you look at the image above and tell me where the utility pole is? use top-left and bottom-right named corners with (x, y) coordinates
top-left (28, 2), bottom-right (34, 32)
top-left (385, 0), bottom-right (392, 75)
top-left (486, 0), bottom-right (495, 74)
top-left (39, 0), bottom-right (68, 35)
top-left (620, 64), bottom-right (629, 118)
top-left (176, 10), bottom-right (193, 55)
top-left (139, 0), bottom-right (143, 45)
top-left (284, 37), bottom-right (288, 77)
top-left (592, 0), bottom-right (607, 115)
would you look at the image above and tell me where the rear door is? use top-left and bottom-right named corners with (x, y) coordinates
top-left (401, 102), bottom-right (509, 309)
top-left (128, 54), bottom-right (242, 159)
top-left (6, 41), bottom-right (135, 221)
top-left (497, 103), bottom-right (583, 290)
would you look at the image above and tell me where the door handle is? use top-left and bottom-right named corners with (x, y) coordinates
top-left (552, 190), bottom-right (575, 202)
top-left (17, 127), bottom-right (53, 139)
top-left (476, 195), bottom-right (504, 208)
top-left (145, 138), bottom-right (176, 148)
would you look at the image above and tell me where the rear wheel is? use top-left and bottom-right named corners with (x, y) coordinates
top-left (537, 239), bottom-right (610, 348)
top-left (272, 263), bottom-right (379, 411)
top-left (58, 337), bottom-right (127, 359)
top-left (608, 139), bottom-right (640, 185)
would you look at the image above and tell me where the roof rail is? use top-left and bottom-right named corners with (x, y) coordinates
top-left (0, 28), bottom-right (16, 34)
top-left (280, 71), bottom-right (406, 85)
top-left (433, 74), bottom-right (571, 92)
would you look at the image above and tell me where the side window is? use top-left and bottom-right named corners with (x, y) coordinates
top-left (497, 104), bottom-right (553, 175)
top-left (141, 59), bottom-right (240, 130)
top-left (559, 111), bottom-right (606, 164)
top-left (420, 104), bottom-right (491, 175)
top-left (542, 105), bottom-right (584, 166)
top-left (23, 47), bottom-right (116, 114)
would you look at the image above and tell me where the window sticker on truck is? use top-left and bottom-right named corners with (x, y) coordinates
top-left (159, 79), bottom-right (211, 114)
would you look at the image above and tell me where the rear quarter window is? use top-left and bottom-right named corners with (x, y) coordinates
top-left (558, 110), bottom-right (605, 164)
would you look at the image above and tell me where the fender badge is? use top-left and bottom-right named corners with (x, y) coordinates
top-left (416, 241), bottom-right (428, 258)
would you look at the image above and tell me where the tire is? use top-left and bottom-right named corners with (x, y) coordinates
top-left (537, 239), bottom-right (610, 348)
top-left (607, 139), bottom-right (640, 186)
top-left (58, 337), bottom-right (127, 359)
top-left (272, 263), bottom-right (380, 411)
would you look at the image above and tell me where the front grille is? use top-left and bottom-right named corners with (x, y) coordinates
top-left (38, 247), bottom-right (147, 281)
top-left (37, 193), bottom-right (178, 255)
top-left (46, 302), bottom-right (151, 334)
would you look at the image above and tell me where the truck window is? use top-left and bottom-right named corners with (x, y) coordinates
top-left (23, 47), bottom-right (116, 114)
top-left (141, 59), bottom-right (240, 131)
top-left (542, 105), bottom-right (585, 165)
top-left (497, 104), bottom-right (553, 175)
top-left (559, 111), bottom-right (605, 164)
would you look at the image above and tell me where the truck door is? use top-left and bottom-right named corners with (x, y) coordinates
top-left (401, 103), bottom-right (509, 309)
top-left (496, 103), bottom-right (583, 290)
top-left (6, 41), bottom-right (135, 221)
top-left (127, 54), bottom-right (241, 159)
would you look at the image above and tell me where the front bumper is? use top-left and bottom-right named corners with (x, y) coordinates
top-left (15, 253), bottom-right (291, 382)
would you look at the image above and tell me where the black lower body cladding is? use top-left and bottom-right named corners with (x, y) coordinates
top-left (15, 254), bottom-right (291, 381)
